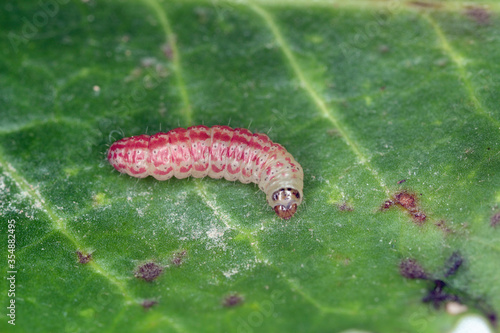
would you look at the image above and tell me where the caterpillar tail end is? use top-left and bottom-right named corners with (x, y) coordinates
top-left (274, 204), bottom-right (297, 220)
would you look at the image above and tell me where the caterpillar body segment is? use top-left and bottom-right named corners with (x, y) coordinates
top-left (108, 125), bottom-right (303, 219)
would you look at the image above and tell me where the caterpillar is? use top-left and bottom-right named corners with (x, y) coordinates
top-left (107, 125), bottom-right (304, 219)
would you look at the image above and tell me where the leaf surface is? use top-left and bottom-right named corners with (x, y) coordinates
top-left (1, 0), bottom-right (499, 332)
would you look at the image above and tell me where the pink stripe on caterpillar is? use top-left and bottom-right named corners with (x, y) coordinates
top-left (108, 126), bottom-right (304, 219)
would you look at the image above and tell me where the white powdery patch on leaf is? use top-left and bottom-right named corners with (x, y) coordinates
top-left (222, 268), bottom-right (239, 278)
top-left (0, 171), bottom-right (41, 220)
top-left (136, 205), bottom-right (148, 217)
top-left (205, 223), bottom-right (230, 251)
top-left (206, 225), bottom-right (225, 239)
top-left (221, 255), bottom-right (269, 280)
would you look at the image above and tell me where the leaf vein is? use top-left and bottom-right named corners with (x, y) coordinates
top-left (144, 0), bottom-right (193, 125)
top-left (249, 3), bottom-right (391, 196)
top-left (424, 14), bottom-right (500, 128)
top-left (0, 154), bottom-right (186, 333)
top-left (194, 180), bottom-right (356, 315)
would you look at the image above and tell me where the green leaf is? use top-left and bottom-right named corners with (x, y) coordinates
top-left (1, 0), bottom-right (499, 332)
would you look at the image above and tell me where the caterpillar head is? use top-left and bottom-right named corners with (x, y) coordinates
top-left (272, 188), bottom-right (301, 219)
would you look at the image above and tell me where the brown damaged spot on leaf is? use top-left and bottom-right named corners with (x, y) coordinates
top-left (135, 262), bottom-right (163, 282)
top-left (338, 202), bottom-right (354, 212)
top-left (381, 200), bottom-right (394, 210)
top-left (223, 294), bottom-right (244, 308)
top-left (141, 300), bottom-right (158, 310)
top-left (422, 281), bottom-right (497, 327)
top-left (482, 305), bottom-right (498, 327)
top-left (465, 6), bottom-right (490, 25)
top-left (422, 280), bottom-right (459, 309)
top-left (399, 258), bottom-right (428, 279)
top-left (413, 212), bottom-right (427, 224)
top-left (383, 191), bottom-right (427, 224)
top-left (172, 250), bottom-right (187, 266)
top-left (394, 191), bottom-right (416, 210)
top-left (435, 220), bottom-right (452, 233)
top-left (76, 251), bottom-right (92, 264)
top-left (444, 252), bottom-right (463, 278)
top-left (401, 253), bottom-right (498, 326)
top-left (490, 212), bottom-right (500, 227)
